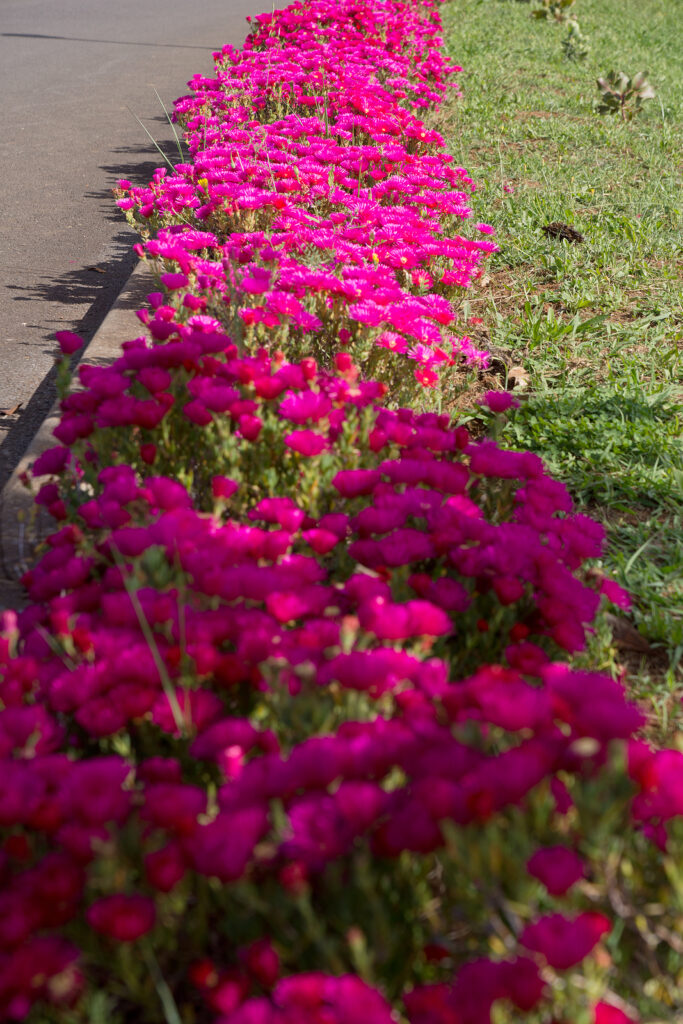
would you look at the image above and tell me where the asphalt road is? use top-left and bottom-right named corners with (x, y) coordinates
top-left (0, 0), bottom-right (265, 488)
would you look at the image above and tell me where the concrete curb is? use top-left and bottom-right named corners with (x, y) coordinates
top-left (0, 261), bottom-right (155, 610)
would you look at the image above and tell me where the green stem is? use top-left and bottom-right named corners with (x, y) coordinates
top-left (143, 944), bottom-right (183, 1024)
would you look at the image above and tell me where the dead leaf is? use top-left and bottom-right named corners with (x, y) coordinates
top-left (604, 613), bottom-right (652, 653)
top-left (542, 222), bottom-right (584, 244)
top-left (0, 403), bottom-right (22, 417)
top-left (86, 266), bottom-right (107, 274)
top-left (508, 365), bottom-right (530, 390)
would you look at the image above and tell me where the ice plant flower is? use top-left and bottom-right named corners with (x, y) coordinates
top-left (0, 1), bottom-right (681, 1022)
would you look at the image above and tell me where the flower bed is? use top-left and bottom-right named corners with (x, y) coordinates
top-left (114, 0), bottom-right (494, 404)
top-left (2, 1), bottom-right (682, 1022)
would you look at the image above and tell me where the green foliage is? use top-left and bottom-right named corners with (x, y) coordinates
top-left (562, 19), bottom-right (590, 60)
top-left (499, 387), bottom-right (683, 676)
top-left (438, 0), bottom-right (682, 738)
top-left (501, 388), bottom-right (683, 510)
top-left (532, 0), bottom-right (576, 22)
top-left (596, 70), bottom-right (656, 120)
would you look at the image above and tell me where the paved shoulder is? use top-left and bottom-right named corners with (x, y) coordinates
top-left (0, 0), bottom-right (263, 488)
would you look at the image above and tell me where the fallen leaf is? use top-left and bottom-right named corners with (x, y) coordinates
top-left (0, 403), bottom-right (22, 417)
top-left (604, 613), bottom-right (652, 653)
top-left (508, 365), bottom-right (530, 389)
top-left (542, 222), bottom-right (584, 244)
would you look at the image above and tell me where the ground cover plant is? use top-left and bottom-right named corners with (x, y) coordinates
top-left (114, 0), bottom-right (497, 405)
top-left (2, 0), bottom-right (683, 1021)
top-left (435, 0), bottom-right (683, 738)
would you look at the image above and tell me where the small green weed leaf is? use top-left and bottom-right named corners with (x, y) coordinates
top-left (532, 0), bottom-right (575, 20)
top-left (596, 70), bottom-right (655, 119)
top-left (562, 19), bottom-right (590, 60)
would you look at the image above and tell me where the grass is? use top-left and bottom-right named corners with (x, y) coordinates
top-left (438, 0), bottom-right (683, 739)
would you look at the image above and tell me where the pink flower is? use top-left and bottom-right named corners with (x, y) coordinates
top-left (55, 331), bottom-right (84, 355)
top-left (183, 399), bottom-right (213, 426)
top-left (145, 476), bottom-right (192, 511)
top-left (492, 575), bottom-right (524, 605)
top-left (375, 331), bottom-right (407, 353)
top-left (527, 845), bottom-right (585, 895)
top-left (332, 469), bottom-right (381, 498)
top-left (284, 430), bottom-right (330, 455)
top-left (599, 577), bottom-right (631, 610)
top-left (238, 414), bottom-right (263, 441)
top-left (87, 894), bottom-right (155, 942)
top-left (145, 842), bottom-right (187, 892)
top-left (0, 937), bottom-right (83, 1014)
top-left (479, 390), bottom-right (520, 413)
top-left (160, 272), bottom-right (189, 290)
top-left (499, 957), bottom-right (546, 1011)
top-left (302, 528), bottom-right (340, 554)
top-left (212, 476), bottom-right (239, 500)
top-left (594, 1003), bottom-right (638, 1024)
top-left (243, 939), bottom-right (280, 988)
top-left (358, 597), bottom-right (451, 640)
top-left (186, 808), bottom-right (268, 881)
top-left (59, 757), bottom-right (131, 826)
top-left (279, 390), bottom-right (332, 424)
top-left (142, 783), bottom-right (207, 836)
top-left (520, 912), bottom-right (611, 970)
top-left (32, 445), bottom-right (70, 477)
top-left (140, 443), bottom-right (156, 465)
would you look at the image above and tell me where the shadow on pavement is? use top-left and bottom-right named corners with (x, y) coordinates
top-left (0, 238), bottom-right (139, 489)
top-left (0, 137), bottom-right (180, 488)
top-left (2, 32), bottom-right (215, 50)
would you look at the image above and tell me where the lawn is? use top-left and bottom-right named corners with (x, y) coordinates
top-left (437, 0), bottom-right (683, 740)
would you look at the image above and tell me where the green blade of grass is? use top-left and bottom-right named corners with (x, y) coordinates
top-left (153, 87), bottom-right (186, 163)
top-left (127, 105), bottom-right (177, 172)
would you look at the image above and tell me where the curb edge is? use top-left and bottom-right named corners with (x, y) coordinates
top-left (0, 261), bottom-right (155, 606)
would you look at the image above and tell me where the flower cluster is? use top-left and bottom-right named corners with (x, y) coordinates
top-left (7, 350), bottom-right (681, 1021)
top-left (3, 1), bottom-right (682, 1022)
top-left (0, 447), bottom-right (659, 1021)
top-left (114, 0), bottom-right (494, 397)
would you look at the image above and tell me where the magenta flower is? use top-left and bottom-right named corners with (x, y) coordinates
top-left (284, 430), bottom-right (330, 455)
top-left (594, 1003), bottom-right (638, 1024)
top-left (86, 894), bottom-right (155, 942)
top-left (526, 845), bottom-right (585, 895)
top-left (332, 469), bottom-right (381, 497)
top-left (142, 783), bottom-right (207, 836)
top-left (243, 938), bottom-right (280, 988)
top-left (186, 808), bottom-right (268, 882)
top-left (479, 390), bottom-right (520, 413)
top-left (160, 272), bottom-right (189, 290)
top-left (212, 475), bottom-right (240, 500)
top-left (55, 331), bottom-right (84, 355)
top-left (279, 390), bottom-right (333, 424)
top-left (144, 842), bottom-right (187, 892)
top-left (599, 577), bottom-right (632, 610)
top-left (238, 414), bottom-right (263, 441)
top-left (520, 911), bottom-right (611, 970)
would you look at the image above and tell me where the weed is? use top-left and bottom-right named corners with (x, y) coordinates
top-left (562, 19), bottom-right (590, 61)
top-left (533, 0), bottom-right (576, 22)
top-left (596, 70), bottom-right (656, 120)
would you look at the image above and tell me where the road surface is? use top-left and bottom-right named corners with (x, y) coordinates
top-left (0, 0), bottom-right (265, 487)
